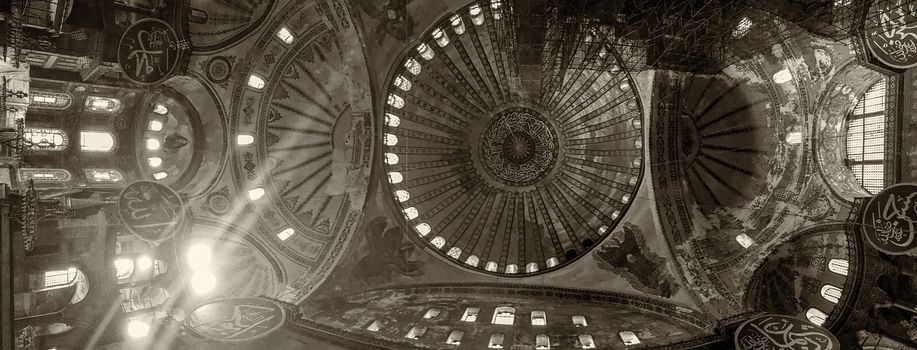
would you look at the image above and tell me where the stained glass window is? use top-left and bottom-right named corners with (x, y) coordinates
top-left (846, 79), bottom-right (887, 194)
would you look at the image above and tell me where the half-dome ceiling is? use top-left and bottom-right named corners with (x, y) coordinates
top-left (379, 1), bottom-right (644, 276)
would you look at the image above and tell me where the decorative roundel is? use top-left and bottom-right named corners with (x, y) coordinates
top-left (379, 1), bottom-right (644, 276)
top-left (206, 56), bottom-right (232, 84)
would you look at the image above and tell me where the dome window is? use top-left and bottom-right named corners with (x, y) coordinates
top-left (415, 223), bottom-right (431, 236)
top-left (153, 172), bottom-right (168, 180)
top-left (395, 190), bottom-right (410, 202)
top-left (736, 233), bottom-right (755, 248)
top-left (461, 307), bottom-right (479, 322)
top-left (828, 259), bottom-right (848, 276)
top-left (447, 247), bottom-right (462, 258)
top-left (488, 333), bottom-right (505, 349)
top-left (423, 308), bottom-right (441, 319)
top-left (146, 138), bottom-right (161, 150)
top-left (535, 334), bottom-right (550, 349)
top-left (81, 131), bottom-right (115, 152)
top-left (431, 236), bottom-right (446, 249)
top-left (525, 262), bottom-right (539, 273)
top-left (546, 257), bottom-right (559, 267)
top-left (446, 330), bottom-right (464, 345)
top-left (465, 255), bottom-right (480, 267)
top-left (846, 79), bottom-right (888, 194)
top-left (276, 228), bottom-right (295, 241)
top-left (485, 261), bottom-right (498, 272)
top-left (114, 258), bottom-right (134, 279)
top-left (733, 17), bottom-right (752, 38)
top-left (148, 120), bottom-right (164, 131)
top-left (611, 210), bottom-right (621, 219)
top-left (531, 311), bottom-right (547, 326)
top-left (237, 134), bottom-right (255, 146)
top-left (504, 264), bottom-right (518, 274)
top-left (384, 133), bottom-right (399, 146)
top-left (806, 307), bottom-right (828, 326)
top-left (153, 104), bottom-right (168, 115)
top-left (404, 59), bottom-right (422, 75)
top-left (403, 207), bottom-right (419, 220)
top-left (247, 74), bottom-right (266, 89)
top-left (470, 4), bottom-right (485, 25)
top-left (147, 157), bottom-right (163, 167)
top-left (385, 153), bottom-right (400, 165)
top-left (417, 43), bottom-right (435, 60)
top-left (276, 27), bottom-right (294, 44)
top-left (572, 315), bottom-right (588, 327)
top-left (772, 68), bottom-right (793, 84)
top-left (820, 284), bottom-right (842, 304)
top-left (385, 113), bottom-right (402, 127)
top-left (450, 14), bottom-right (466, 34)
top-left (432, 28), bottom-right (450, 47)
top-left (393, 75), bottom-right (412, 91)
top-left (366, 320), bottom-right (382, 332)
top-left (491, 306), bottom-right (515, 325)
top-left (387, 94), bottom-right (405, 108)
top-left (247, 187), bottom-right (266, 200)
top-left (388, 171), bottom-right (404, 184)
top-left (405, 325), bottom-right (426, 339)
top-left (619, 331), bottom-right (641, 345)
top-left (578, 334), bottom-right (596, 349)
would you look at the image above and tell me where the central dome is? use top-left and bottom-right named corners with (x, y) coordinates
top-left (379, 1), bottom-right (645, 276)
top-left (480, 107), bottom-right (558, 186)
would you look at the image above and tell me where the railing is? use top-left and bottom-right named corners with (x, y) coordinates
top-left (2, 0), bottom-right (26, 68)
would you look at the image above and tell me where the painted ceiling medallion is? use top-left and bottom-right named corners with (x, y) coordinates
top-left (480, 108), bottom-right (558, 186)
top-left (380, 1), bottom-right (644, 276)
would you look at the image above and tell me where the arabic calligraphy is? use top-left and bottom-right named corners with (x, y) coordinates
top-left (187, 298), bottom-right (285, 342)
top-left (866, 0), bottom-right (917, 69)
top-left (117, 19), bottom-right (182, 85)
top-left (862, 183), bottom-right (917, 254)
top-left (735, 315), bottom-right (838, 350)
top-left (117, 181), bottom-right (184, 242)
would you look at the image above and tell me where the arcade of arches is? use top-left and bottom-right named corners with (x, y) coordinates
top-left (1, 0), bottom-right (916, 349)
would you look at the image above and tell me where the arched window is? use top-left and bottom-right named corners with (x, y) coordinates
top-left (385, 153), bottom-right (400, 165)
top-left (572, 315), bottom-right (588, 327)
top-left (431, 236), bottom-right (446, 249)
top-left (504, 264), bottom-right (518, 274)
top-left (578, 334), bottom-right (596, 349)
top-left (432, 28), bottom-right (450, 47)
top-left (466, 255), bottom-right (480, 267)
top-left (80, 131), bottom-right (115, 152)
top-left (404, 59), bottom-right (422, 76)
top-left (733, 17), bottom-right (752, 37)
top-left (461, 307), bottom-right (479, 322)
top-left (450, 14), bottom-right (466, 34)
top-left (820, 284), bottom-right (842, 304)
top-left (43, 267), bottom-right (78, 290)
top-left (828, 259), bottom-right (849, 276)
top-left (19, 168), bottom-right (71, 182)
top-left (388, 171), bottom-right (404, 184)
top-left (387, 94), bottom-right (405, 109)
top-left (485, 261), bottom-right (498, 272)
top-left (416, 43), bottom-right (435, 61)
top-left (276, 27), bottom-right (295, 44)
top-left (546, 257), bottom-right (559, 267)
top-left (806, 307), bottom-right (828, 326)
top-left (384, 133), bottom-right (399, 146)
top-left (492, 306), bottom-right (515, 325)
top-left (488, 333), bottom-right (505, 348)
top-left (405, 325), bottom-right (426, 339)
top-left (845, 79), bottom-right (887, 194)
top-left (152, 104), bottom-right (168, 115)
top-left (446, 330), bottom-right (464, 345)
top-left (24, 128), bottom-right (68, 151)
top-left (423, 308), bottom-right (441, 319)
top-left (403, 207), bottom-right (418, 220)
top-left (393, 76), bottom-right (412, 91)
top-left (525, 262), bottom-right (539, 273)
top-left (447, 247), bottom-right (461, 258)
top-left (394, 189), bottom-right (410, 202)
top-left (415, 223), bottom-right (431, 236)
top-left (620, 331), bottom-right (641, 345)
top-left (385, 113), bottom-right (401, 127)
top-left (114, 258), bottom-right (135, 279)
top-left (531, 311), bottom-right (547, 326)
top-left (535, 334), bottom-right (550, 349)
top-left (85, 96), bottom-right (122, 113)
top-left (247, 74), bottom-right (266, 89)
top-left (84, 169), bottom-right (124, 183)
top-left (30, 91), bottom-right (72, 109)
top-left (470, 4), bottom-right (485, 25)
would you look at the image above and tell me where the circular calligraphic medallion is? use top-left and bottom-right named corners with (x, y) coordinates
top-left (861, 183), bottom-right (917, 255)
top-left (186, 298), bottom-right (286, 342)
top-left (117, 181), bottom-right (185, 242)
top-left (864, 0), bottom-right (917, 69)
top-left (734, 314), bottom-right (838, 350)
top-left (480, 108), bottom-right (559, 187)
top-left (117, 19), bottom-right (183, 85)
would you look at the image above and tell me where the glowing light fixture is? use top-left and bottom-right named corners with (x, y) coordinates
top-left (248, 187), bottom-right (266, 200)
top-left (136, 256), bottom-right (153, 271)
top-left (127, 319), bottom-right (151, 338)
top-left (186, 244), bottom-right (212, 271)
top-left (147, 157), bottom-right (162, 167)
